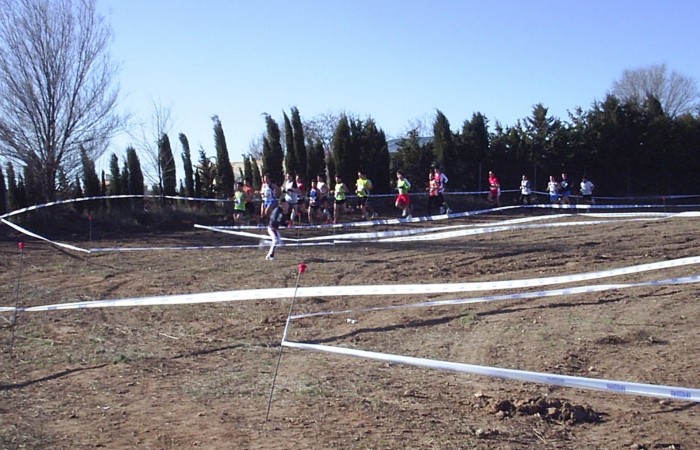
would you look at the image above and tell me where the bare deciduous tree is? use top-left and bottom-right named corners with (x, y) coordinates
top-left (610, 63), bottom-right (700, 118)
top-left (131, 98), bottom-right (175, 193)
top-left (0, 0), bottom-right (125, 201)
top-left (303, 111), bottom-right (344, 156)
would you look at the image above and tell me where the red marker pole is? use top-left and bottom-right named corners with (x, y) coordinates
top-left (9, 242), bottom-right (26, 357)
top-left (266, 262), bottom-right (307, 421)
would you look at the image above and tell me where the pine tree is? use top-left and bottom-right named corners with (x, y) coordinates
top-left (213, 116), bottom-right (235, 197)
top-left (179, 133), bottom-right (195, 197)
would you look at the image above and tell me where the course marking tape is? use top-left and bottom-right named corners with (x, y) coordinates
top-left (3, 255), bottom-right (699, 312)
top-left (1, 218), bottom-right (90, 253)
top-left (281, 341), bottom-right (700, 402)
top-left (288, 275), bottom-right (700, 320)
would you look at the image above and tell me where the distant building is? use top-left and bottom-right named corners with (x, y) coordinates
top-left (387, 137), bottom-right (434, 154)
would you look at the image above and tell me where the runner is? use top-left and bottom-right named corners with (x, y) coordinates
top-left (355, 170), bottom-right (377, 220)
top-left (395, 170), bottom-right (412, 219)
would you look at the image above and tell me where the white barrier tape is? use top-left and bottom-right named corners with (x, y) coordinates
top-left (1, 219), bottom-right (90, 253)
top-left (0, 194), bottom-right (232, 220)
top-left (289, 275), bottom-right (700, 320)
top-left (4, 255), bottom-right (699, 312)
top-left (281, 341), bottom-right (700, 402)
top-left (379, 217), bottom-right (663, 242)
top-left (87, 241), bottom-right (335, 253)
top-left (198, 214), bottom-right (666, 245)
top-left (194, 224), bottom-right (295, 241)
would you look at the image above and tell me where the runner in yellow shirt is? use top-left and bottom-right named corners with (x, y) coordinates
top-left (355, 170), bottom-right (377, 220)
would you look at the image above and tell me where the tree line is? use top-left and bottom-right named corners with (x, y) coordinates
top-left (2, 89), bottom-right (700, 217)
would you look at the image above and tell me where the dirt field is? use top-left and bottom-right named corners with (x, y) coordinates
top-left (1, 210), bottom-right (699, 449)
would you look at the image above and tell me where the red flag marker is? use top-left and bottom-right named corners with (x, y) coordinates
top-left (298, 262), bottom-right (307, 274)
top-left (18, 242), bottom-right (24, 251)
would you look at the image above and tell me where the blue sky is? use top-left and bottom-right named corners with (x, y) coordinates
top-left (97, 0), bottom-right (700, 176)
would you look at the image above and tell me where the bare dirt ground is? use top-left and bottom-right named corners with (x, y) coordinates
top-left (1, 211), bottom-right (699, 449)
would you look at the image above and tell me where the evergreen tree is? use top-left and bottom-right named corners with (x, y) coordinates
top-left (432, 110), bottom-right (460, 188)
top-left (194, 170), bottom-right (202, 198)
top-left (213, 116), bottom-right (235, 197)
top-left (158, 133), bottom-right (177, 196)
top-left (101, 170), bottom-right (107, 196)
top-left (22, 159), bottom-right (42, 206)
top-left (291, 107), bottom-right (307, 181)
top-left (251, 156), bottom-right (262, 189)
top-left (243, 155), bottom-right (253, 184)
top-left (179, 133), bottom-right (195, 197)
top-left (395, 129), bottom-right (434, 190)
top-left (80, 146), bottom-right (101, 197)
top-left (73, 174), bottom-right (83, 213)
top-left (262, 115), bottom-right (284, 184)
top-left (120, 160), bottom-right (130, 195)
top-left (0, 165), bottom-right (7, 215)
top-left (15, 175), bottom-right (28, 210)
top-left (56, 168), bottom-right (70, 199)
top-left (109, 153), bottom-right (121, 195)
top-left (5, 163), bottom-right (19, 211)
top-left (359, 118), bottom-right (389, 194)
top-left (332, 114), bottom-right (353, 185)
top-left (307, 140), bottom-right (326, 182)
top-left (459, 113), bottom-right (490, 189)
top-left (283, 112), bottom-right (296, 175)
top-left (126, 146), bottom-right (144, 210)
top-left (197, 149), bottom-right (216, 198)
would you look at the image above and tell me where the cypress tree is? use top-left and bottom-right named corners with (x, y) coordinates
top-left (80, 146), bottom-right (101, 198)
top-left (158, 134), bottom-right (177, 196)
top-left (262, 115), bottom-right (284, 184)
top-left (109, 153), bottom-right (121, 195)
top-left (332, 115), bottom-right (352, 184)
top-left (307, 140), bottom-right (326, 182)
top-left (432, 110), bottom-right (459, 187)
top-left (198, 149), bottom-right (216, 198)
top-left (213, 116), bottom-right (235, 197)
top-left (179, 133), bottom-right (195, 197)
top-left (73, 174), bottom-right (84, 213)
top-left (120, 160), bottom-right (130, 194)
top-left (291, 107), bottom-right (307, 181)
top-left (283, 112), bottom-right (296, 175)
top-left (243, 155), bottom-right (253, 184)
top-left (251, 156), bottom-right (262, 190)
top-left (101, 170), bottom-right (107, 196)
top-left (0, 165), bottom-right (7, 215)
top-left (126, 146), bottom-right (144, 210)
top-left (359, 118), bottom-right (390, 194)
top-left (6, 163), bottom-right (20, 211)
